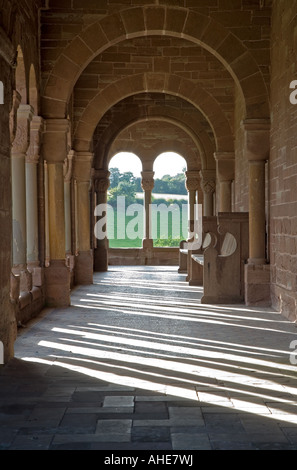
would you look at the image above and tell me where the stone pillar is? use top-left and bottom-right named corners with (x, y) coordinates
top-left (73, 152), bottom-right (93, 284)
top-left (243, 119), bottom-right (271, 306)
top-left (141, 171), bottom-right (155, 250)
top-left (43, 119), bottom-right (70, 307)
top-left (26, 116), bottom-right (44, 288)
top-left (93, 169), bottom-right (110, 272)
top-left (200, 170), bottom-right (216, 217)
top-left (215, 153), bottom-right (235, 213)
top-left (11, 104), bottom-right (33, 292)
top-left (64, 150), bottom-right (74, 257)
top-left (185, 171), bottom-right (200, 239)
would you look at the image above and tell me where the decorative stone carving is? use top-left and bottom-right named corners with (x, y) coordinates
top-left (26, 116), bottom-right (44, 164)
top-left (11, 105), bottom-right (33, 155)
top-left (93, 169), bottom-right (110, 193)
top-left (141, 171), bottom-right (155, 191)
top-left (185, 171), bottom-right (200, 192)
top-left (200, 170), bottom-right (216, 194)
top-left (9, 90), bottom-right (21, 144)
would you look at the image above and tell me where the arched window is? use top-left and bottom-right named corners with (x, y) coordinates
top-left (107, 152), bottom-right (143, 248)
top-left (152, 152), bottom-right (188, 247)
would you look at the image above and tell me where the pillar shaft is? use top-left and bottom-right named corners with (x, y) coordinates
top-left (93, 169), bottom-right (110, 272)
top-left (11, 105), bottom-right (33, 270)
top-left (26, 116), bottom-right (43, 268)
top-left (200, 170), bottom-right (216, 217)
top-left (248, 160), bottom-right (266, 264)
top-left (43, 119), bottom-right (70, 306)
top-left (185, 171), bottom-right (200, 239)
top-left (243, 119), bottom-right (270, 264)
top-left (141, 171), bottom-right (154, 249)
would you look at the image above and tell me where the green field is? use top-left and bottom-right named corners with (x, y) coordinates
top-left (107, 203), bottom-right (188, 248)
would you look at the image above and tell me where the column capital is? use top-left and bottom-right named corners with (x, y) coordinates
top-left (200, 169), bottom-right (216, 194)
top-left (93, 169), bottom-right (110, 193)
top-left (185, 170), bottom-right (200, 192)
top-left (12, 104), bottom-right (34, 155)
top-left (242, 119), bottom-right (270, 161)
top-left (9, 90), bottom-right (21, 144)
top-left (43, 118), bottom-right (70, 163)
top-left (26, 116), bottom-right (44, 164)
top-left (141, 171), bottom-right (155, 191)
top-left (73, 151), bottom-right (93, 183)
top-left (215, 156), bottom-right (235, 183)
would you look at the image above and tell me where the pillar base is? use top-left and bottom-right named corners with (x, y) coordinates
top-left (45, 260), bottom-right (70, 307)
top-left (94, 246), bottom-right (108, 272)
top-left (245, 263), bottom-right (271, 307)
top-left (142, 239), bottom-right (153, 249)
top-left (75, 250), bottom-right (93, 285)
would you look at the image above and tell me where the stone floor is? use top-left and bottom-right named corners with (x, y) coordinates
top-left (1, 266), bottom-right (297, 451)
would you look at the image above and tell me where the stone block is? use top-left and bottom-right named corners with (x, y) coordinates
top-left (44, 261), bottom-right (70, 307)
top-left (245, 264), bottom-right (271, 306)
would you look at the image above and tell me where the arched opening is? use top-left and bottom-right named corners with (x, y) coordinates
top-left (152, 152), bottom-right (188, 248)
top-left (107, 152), bottom-right (143, 248)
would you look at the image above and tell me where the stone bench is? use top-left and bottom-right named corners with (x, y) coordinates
top-left (187, 216), bottom-right (218, 286)
top-left (178, 240), bottom-right (188, 273)
top-left (201, 212), bottom-right (249, 304)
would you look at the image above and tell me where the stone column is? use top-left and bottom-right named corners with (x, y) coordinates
top-left (11, 104), bottom-right (33, 292)
top-left (243, 119), bottom-right (271, 306)
top-left (43, 119), bottom-right (70, 307)
top-left (64, 150), bottom-right (74, 257)
top-left (26, 117), bottom-right (44, 286)
top-left (93, 169), bottom-right (110, 272)
top-left (141, 171), bottom-right (155, 250)
top-left (73, 152), bottom-right (93, 284)
top-left (200, 170), bottom-right (216, 217)
top-left (215, 153), bottom-right (235, 213)
top-left (185, 171), bottom-right (200, 240)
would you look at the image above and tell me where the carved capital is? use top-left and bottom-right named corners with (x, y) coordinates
top-left (12, 105), bottom-right (34, 155)
top-left (93, 169), bottom-right (110, 193)
top-left (185, 171), bottom-right (200, 192)
top-left (9, 90), bottom-right (21, 144)
top-left (141, 171), bottom-right (155, 191)
top-left (26, 116), bottom-right (44, 164)
top-left (200, 170), bottom-right (216, 194)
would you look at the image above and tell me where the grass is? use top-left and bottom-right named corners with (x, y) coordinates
top-left (107, 205), bottom-right (187, 248)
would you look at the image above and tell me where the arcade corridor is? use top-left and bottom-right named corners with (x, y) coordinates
top-left (1, 266), bottom-right (297, 450)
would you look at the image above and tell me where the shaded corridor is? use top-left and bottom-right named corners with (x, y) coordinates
top-left (1, 266), bottom-right (297, 450)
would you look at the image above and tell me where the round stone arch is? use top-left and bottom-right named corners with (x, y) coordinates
top-left (42, 5), bottom-right (269, 121)
top-left (105, 121), bottom-right (202, 173)
top-left (98, 114), bottom-right (215, 172)
top-left (93, 102), bottom-right (215, 172)
top-left (73, 72), bottom-right (233, 155)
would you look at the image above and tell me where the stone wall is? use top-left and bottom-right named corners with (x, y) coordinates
top-left (0, 55), bottom-right (16, 362)
top-left (270, 0), bottom-right (297, 321)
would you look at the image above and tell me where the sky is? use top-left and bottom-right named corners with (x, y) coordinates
top-left (109, 152), bottom-right (187, 179)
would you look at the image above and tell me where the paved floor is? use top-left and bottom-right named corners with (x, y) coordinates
top-left (1, 266), bottom-right (297, 451)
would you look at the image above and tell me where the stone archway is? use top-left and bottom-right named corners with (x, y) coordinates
top-left (41, 6), bottom-right (269, 121)
top-left (73, 73), bottom-right (233, 155)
